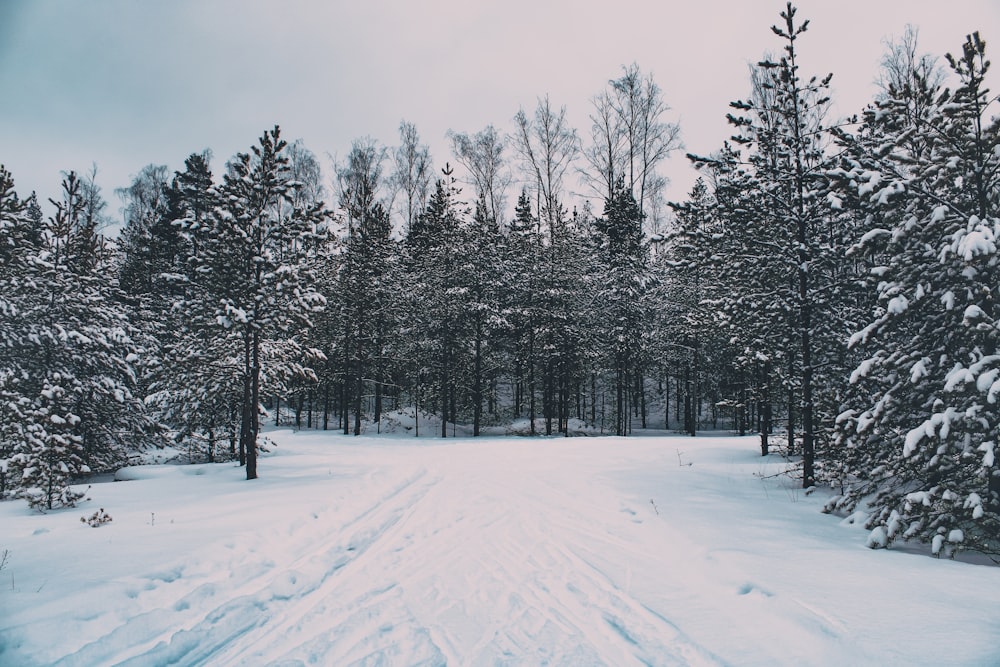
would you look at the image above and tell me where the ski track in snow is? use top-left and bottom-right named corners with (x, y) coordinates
top-left (3, 432), bottom-right (1000, 666)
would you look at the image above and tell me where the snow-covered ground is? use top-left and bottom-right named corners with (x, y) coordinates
top-left (2, 430), bottom-right (999, 666)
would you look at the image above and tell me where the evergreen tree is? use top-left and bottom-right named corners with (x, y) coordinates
top-left (503, 189), bottom-right (543, 432)
top-left (691, 4), bottom-right (835, 484)
top-left (596, 179), bottom-right (650, 435)
top-left (184, 127), bottom-right (327, 479)
top-left (403, 166), bottom-right (466, 436)
top-left (458, 196), bottom-right (506, 435)
top-left (335, 139), bottom-right (396, 435)
top-left (143, 152), bottom-right (245, 462)
top-left (2, 168), bottom-right (147, 507)
top-left (831, 33), bottom-right (1000, 555)
top-left (661, 178), bottom-right (736, 438)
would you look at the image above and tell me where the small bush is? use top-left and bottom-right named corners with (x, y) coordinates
top-left (81, 508), bottom-right (112, 528)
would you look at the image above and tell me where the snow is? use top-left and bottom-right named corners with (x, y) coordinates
top-left (977, 442), bottom-right (996, 468)
top-left (849, 356), bottom-right (877, 384)
top-left (2, 430), bottom-right (1000, 666)
top-left (886, 294), bottom-right (908, 315)
top-left (963, 304), bottom-right (985, 321)
top-left (941, 290), bottom-right (956, 310)
top-left (857, 227), bottom-right (890, 247)
top-left (953, 217), bottom-right (997, 261)
top-left (857, 170), bottom-right (882, 197)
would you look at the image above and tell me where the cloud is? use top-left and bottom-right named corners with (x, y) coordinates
top-left (1, 0), bottom-right (997, 222)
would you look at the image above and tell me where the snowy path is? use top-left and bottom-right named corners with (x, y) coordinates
top-left (2, 432), bottom-right (1000, 665)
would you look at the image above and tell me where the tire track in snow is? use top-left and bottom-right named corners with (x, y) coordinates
top-left (475, 470), bottom-right (724, 666)
top-left (55, 468), bottom-right (437, 667)
top-left (207, 468), bottom-right (456, 666)
top-left (265, 455), bottom-right (726, 666)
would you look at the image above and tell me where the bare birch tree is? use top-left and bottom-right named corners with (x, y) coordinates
top-left (391, 120), bottom-right (432, 235)
top-left (447, 125), bottom-right (512, 225)
top-left (512, 96), bottom-right (579, 241)
top-left (584, 64), bottom-right (681, 232)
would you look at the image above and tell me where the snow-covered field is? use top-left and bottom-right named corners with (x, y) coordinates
top-left (2, 430), bottom-right (999, 666)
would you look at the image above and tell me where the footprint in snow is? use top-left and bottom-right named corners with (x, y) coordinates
top-left (737, 583), bottom-right (773, 598)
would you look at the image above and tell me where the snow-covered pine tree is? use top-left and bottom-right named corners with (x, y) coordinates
top-left (696, 4), bottom-right (834, 484)
top-left (456, 196), bottom-right (506, 436)
top-left (596, 178), bottom-right (651, 435)
top-left (335, 139), bottom-right (396, 435)
top-left (0, 164), bottom-right (42, 498)
top-left (402, 166), bottom-right (467, 437)
top-left (662, 177), bottom-right (741, 439)
top-left (12, 377), bottom-right (89, 510)
top-left (185, 127), bottom-right (327, 479)
top-left (142, 153), bottom-right (247, 462)
top-left (831, 32), bottom-right (1000, 555)
top-left (502, 189), bottom-right (543, 432)
top-left (2, 168), bottom-right (147, 507)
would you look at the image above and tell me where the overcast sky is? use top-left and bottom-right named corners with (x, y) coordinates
top-left (1, 0), bottom-right (997, 227)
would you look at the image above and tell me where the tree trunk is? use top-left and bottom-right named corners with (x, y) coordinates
top-left (591, 372), bottom-right (597, 425)
top-left (760, 360), bottom-right (771, 456)
top-left (441, 340), bottom-right (449, 439)
top-left (239, 333), bottom-right (251, 467)
top-left (247, 328), bottom-right (260, 480)
top-left (639, 369), bottom-right (647, 429)
top-left (323, 383), bottom-right (330, 431)
top-left (787, 351), bottom-right (795, 456)
top-left (528, 330), bottom-right (536, 435)
top-left (473, 321), bottom-right (483, 437)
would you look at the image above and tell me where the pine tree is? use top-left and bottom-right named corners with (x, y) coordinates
top-left (503, 189), bottom-right (543, 432)
top-left (458, 196), bottom-right (506, 436)
top-left (662, 178), bottom-right (737, 438)
top-left (142, 152), bottom-right (247, 462)
top-left (184, 127), bottom-right (327, 479)
top-left (596, 178), bottom-right (650, 435)
top-left (403, 166), bottom-right (467, 436)
top-left (0, 165), bottom-right (42, 498)
top-left (2, 167), bottom-right (147, 506)
top-left (12, 378), bottom-right (89, 510)
top-left (691, 4), bottom-right (834, 484)
top-left (831, 33), bottom-right (1000, 555)
top-left (334, 140), bottom-right (396, 435)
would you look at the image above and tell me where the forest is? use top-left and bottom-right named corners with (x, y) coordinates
top-left (1, 4), bottom-right (998, 557)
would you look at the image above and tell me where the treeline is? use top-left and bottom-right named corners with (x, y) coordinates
top-left (1, 4), bottom-right (997, 556)
top-left (1, 64), bottom-right (684, 507)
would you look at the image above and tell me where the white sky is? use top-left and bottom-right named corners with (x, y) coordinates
top-left (1, 0), bottom-right (997, 226)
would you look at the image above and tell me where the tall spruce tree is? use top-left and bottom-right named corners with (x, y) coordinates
top-left (404, 166), bottom-right (466, 436)
top-left (336, 139), bottom-right (395, 435)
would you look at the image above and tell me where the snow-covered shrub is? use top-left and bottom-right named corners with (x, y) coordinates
top-left (81, 508), bottom-right (112, 527)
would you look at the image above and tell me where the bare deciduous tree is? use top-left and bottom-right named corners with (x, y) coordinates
top-left (336, 138), bottom-right (387, 235)
top-left (584, 64), bottom-right (681, 232)
top-left (447, 125), bottom-right (512, 225)
top-left (390, 121), bottom-right (432, 235)
top-left (512, 96), bottom-right (579, 240)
